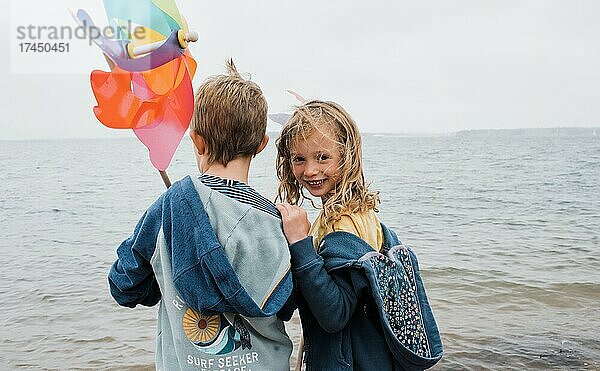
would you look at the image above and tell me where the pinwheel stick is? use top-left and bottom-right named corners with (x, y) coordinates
top-left (159, 170), bottom-right (172, 189)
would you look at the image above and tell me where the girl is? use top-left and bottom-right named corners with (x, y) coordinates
top-left (275, 100), bottom-right (442, 370)
top-left (276, 100), bottom-right (382, 252)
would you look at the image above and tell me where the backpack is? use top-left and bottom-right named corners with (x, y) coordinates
top-left (358, 244), bottom-right (444, 369)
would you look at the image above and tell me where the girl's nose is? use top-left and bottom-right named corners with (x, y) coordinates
top-left (304, 161), bottom-right (319, 177)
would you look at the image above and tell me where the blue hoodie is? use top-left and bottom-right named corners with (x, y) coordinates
top-left (108, 175), bottom-right (294, 370)
top-left (289, 224), bottom-right (443, 370)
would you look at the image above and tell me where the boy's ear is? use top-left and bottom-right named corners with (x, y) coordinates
top-left (255, 135), bottom-right (269, 155)
top-left (189, 130), bottom-right (206, 155)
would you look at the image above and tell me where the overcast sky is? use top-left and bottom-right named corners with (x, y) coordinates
top-left (1, 0), bottom-right (599, 140)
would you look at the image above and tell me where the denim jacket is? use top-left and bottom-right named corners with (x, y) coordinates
top-left (289, 224), bottom-right (443, 370)
top-left (108, 176), bottom-right (294, 370)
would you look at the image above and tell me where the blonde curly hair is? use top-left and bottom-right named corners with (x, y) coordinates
top-left (276, 100), bottom-right (379, 228)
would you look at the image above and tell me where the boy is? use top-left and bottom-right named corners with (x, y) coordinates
top-left (108, 60), bottom-right (294, 370)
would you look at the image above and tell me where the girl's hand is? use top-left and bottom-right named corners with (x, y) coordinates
top-left (275, 203), bottom-right (311, 245)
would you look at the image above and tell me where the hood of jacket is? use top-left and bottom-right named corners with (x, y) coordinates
top-left (318, 223), bottom-right (400, 272)
top-left (110, 175), bottom-right (293, 317)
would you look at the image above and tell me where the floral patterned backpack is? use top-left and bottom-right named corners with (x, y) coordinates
top-left (358, 243), bottom-right (444, 369)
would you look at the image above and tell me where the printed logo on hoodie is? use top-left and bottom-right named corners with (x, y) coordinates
top-left (183, 308), bottom-right (252, 355)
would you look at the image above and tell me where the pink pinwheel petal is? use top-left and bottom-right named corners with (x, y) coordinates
top-left (133, 116), bottom-right (187, 171)
top-left (286, 89), bottom-right (306, 103)
top-left (132, 65), bottom-right (194, 170)
top-left (131, 72), bottom-right (156, 100)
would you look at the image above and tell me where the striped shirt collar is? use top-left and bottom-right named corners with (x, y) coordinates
top-left (198, 173), bottom-right (280, 219)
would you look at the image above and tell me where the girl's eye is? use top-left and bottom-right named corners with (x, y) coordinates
top-left (292, 156), bottom-right (305, 164)
top-left (317, 153), bottom-right (330, 162)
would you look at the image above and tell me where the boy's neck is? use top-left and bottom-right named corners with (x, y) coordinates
top-left (201, 156), bottom-right (252, 184)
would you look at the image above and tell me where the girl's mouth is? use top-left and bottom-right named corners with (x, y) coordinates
top-left (305, 179), bottom-right (325, 186)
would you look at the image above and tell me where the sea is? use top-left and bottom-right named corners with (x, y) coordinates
top-left (1, 127), bottom-right (598, 370)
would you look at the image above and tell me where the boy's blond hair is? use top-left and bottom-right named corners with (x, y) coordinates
top-left (191, 59), bottom-right (268, 166)
top-left (276, 100), bottom-right (379, 227)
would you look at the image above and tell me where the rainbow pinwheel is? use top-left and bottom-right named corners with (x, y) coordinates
top-left (75, 0), bottom-right (197, 177)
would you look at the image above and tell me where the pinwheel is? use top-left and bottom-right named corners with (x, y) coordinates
top-left (74, 0), bottom-right (198, 187)
top-left (268, 90), bottom-right (306, 126)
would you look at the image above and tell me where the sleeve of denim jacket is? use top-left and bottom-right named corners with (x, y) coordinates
top-left (288, 236), bottom-right (358, 333)
top-left (108, 198), bottom-right (162, 308)
top-left (276, 289), bottom-right (298, 321)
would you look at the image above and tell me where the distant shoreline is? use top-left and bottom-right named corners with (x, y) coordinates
top-left (1, 126), bottom-right (598, 142)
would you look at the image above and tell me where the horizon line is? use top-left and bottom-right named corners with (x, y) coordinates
top-left (0, 125), bottom-right (598, 142)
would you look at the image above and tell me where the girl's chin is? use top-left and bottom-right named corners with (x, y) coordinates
top-left (304, 187), bottom-right (334, 200)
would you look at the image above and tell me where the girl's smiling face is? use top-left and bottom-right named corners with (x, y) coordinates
top-left (290, 128), bottom-right (341, 200)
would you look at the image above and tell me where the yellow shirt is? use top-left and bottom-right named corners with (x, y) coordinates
top-left (309, 209), bottom-right (383, 252)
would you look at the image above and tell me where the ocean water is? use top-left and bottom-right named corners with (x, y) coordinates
top-left (1, 128), bottom-right (598, 370)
